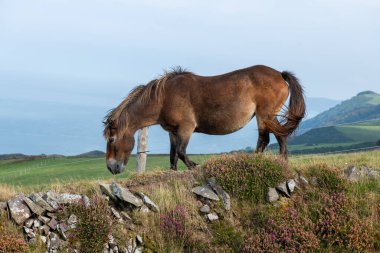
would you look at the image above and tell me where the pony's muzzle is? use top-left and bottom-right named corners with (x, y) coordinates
top-left (106, 159), bottom-right (125, 174)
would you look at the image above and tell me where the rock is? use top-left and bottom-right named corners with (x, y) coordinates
top-left (111, 182), bottom-right (143, 207)
top-left (49, 232), bottom-right (60, 250)
top-left (100, 183), bottom-right (117, 201)
top-left (29, 193), bottom-right (55, 212)
top-left (110, 207), bottom-right (122, 219)
top-left (200, 204), bottom-right (211, 214)
top-left (24, 226), bottom-right (36, 238)
top-left (191, 185), bottom-right (220, 201)
top-left (120, 211), bottom-right (132, 221)
top-left (0, 202), bottom-right (7, 212)
top-left (368, 170), bottom-right (379, 178)
top-left (206, 213), bottom-right (219, 222)
top-left (47, 218), bottom-right (58, 230)
top-left (42, 191), bottom-right (60, 210)
top-left (207, 178), bottom-right (231, 210)
top-left (295, 175), bottom-right (309, 187)
top-left (359, 166), bottom-right (370, 176)
top-left (344, 166), bottom-right (360, 182)
top-left (126, 238), bottom-right (137, 253)
top-left (40, 235), bottom-right (47, 244)
top-left (46, 212), bottom-right (57, 218)
top-left (82, 195), bottom-right (91, 207)
top-left (8, 196), bottom-right (32, 225)
top-left (275, 182), bottom-right (290, 198)
top-left (58, 222), bottom-right (69, 233)
top-left (112, 246), bottom-right (119, 253)
top-left (38, 215), bottom-right (51, 224)
top-left (108, 234), bottom-right (117, 248)
top-left (40, 225), bottom-right (50, 235)
top-left (28, 238), bottom-right (37, 245)
top-left (68, 214), bottom-right (77, 225)
top-left (267, 187), bottom-right (279, 202)
top-left (287, 179), bottom-right (296, 193)
top-left (33, 219), bottom-right (42, 228)
top-left (55, 193), bottom-right (82, 205)
top-left (25, 218), bottom-right (34, 228)
top-left (135, 192), bottom-right (159, 212)
top-left (23, 197), bottom-right (46, 216)
top-left (140, 205), bottom-right (151, 213)
top-left (136, 235), bottom-right (143, 246)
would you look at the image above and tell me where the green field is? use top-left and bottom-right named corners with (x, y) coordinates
top-left (0, 155), bottom-right (210, 188)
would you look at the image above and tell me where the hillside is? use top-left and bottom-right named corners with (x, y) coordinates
top-left (300, 91), bottom-right (380, 132)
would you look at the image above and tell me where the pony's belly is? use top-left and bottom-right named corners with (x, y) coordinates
top-left (195, 109), bottom-right (255, 135)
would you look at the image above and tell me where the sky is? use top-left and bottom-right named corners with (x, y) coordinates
top-left (0, 0), bottom-right (379, 155)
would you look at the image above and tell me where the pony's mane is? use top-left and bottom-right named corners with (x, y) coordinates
top-left (103, 67), bottom-right (191, 138)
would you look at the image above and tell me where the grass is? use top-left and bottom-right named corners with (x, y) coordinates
top-left (0, 155), bottom-right (210, 189)
top-left (0, 150), bottom-right (379, 252)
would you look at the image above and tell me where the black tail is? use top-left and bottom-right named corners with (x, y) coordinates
top-left (267, 71), bottom-right (306, 137)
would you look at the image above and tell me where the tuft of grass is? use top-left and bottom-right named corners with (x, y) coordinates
top-left (65, 196), bottom-right (112, 253)
top-left (203, 153), bottom-right (289, 204)
top-left (211, 220), bottom-right (243, 252)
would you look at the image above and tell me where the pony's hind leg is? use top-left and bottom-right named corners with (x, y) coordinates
top-left (255, 118), bottom-right (270, 153)
top-left (169, 132), bottom-right (179, 170)
top-left (275, 133), bottom-right (288, 159)
top-left (176, 124), bottom-right (197, 169)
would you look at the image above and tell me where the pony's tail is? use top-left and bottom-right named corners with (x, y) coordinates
top-left (267, 71), bottom-right (306, 137)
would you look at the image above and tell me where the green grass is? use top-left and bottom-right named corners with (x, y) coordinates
top-left (0, 155), bottom-right (210, 188)
top-left (336, 125), bottom-right (380, 142)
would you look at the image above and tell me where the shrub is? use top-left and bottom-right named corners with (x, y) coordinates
top-left (315, 192), bottom-right (374, 252)
top-left (160, 204), bottom-right (188, 244)
top-left (0, 218), bottom-right (28, 253)
top-left (66, 196), bottom-right (112, 253)
top-left (243, 208), bottom-right (320, 253)
top-left (203, 153), bottom-right (288, 203)
top-left (211, 220), bottom-right (243, 252)
top-left (305, 164), bottom-right (348, 193)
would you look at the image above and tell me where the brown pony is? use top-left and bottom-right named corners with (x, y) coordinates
top-left (103, 65), bottom-right (305, 174)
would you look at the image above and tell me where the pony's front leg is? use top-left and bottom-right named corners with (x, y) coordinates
top-left (176, 125), bottom-right (197, 169)
top-left (169, 132), bottom-right (179, 170)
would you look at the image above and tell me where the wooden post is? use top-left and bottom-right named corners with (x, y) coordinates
top-left (136, 127), bottom-right (148, 173)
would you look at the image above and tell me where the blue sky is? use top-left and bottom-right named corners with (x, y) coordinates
top-left (0, 0), bottom-right (379, 155)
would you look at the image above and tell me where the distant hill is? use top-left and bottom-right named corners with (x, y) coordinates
top-left (300, 91), bottom-right (380, 132)
top-left (75, 150), bottom-right (106, 158)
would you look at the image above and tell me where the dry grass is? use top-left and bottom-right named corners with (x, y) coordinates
top-left (0, 184), bottom-right (17, 201)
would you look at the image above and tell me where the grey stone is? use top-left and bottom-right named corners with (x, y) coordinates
top-left (112, 246), bottom-right (119, 253)
top-left (40, 235), bottom-right (47, 244)
top-left (40, 224), bottom-right (50, 235)
top-left (206, 213), bottom-right (219, 222)
top-left (140, 205), bottom-right (151, 213)
top-left (24, 226), bottom-right (36, 238)
top-left (8, 196), bottom-right (32, 225)
top-left (110, 207), bottom-right (122, 219)
top-left (82, 195), bottom-right (91, 207)
top-left (28, 238), bottom-right (37, 245)
top-left (200, 204), bottom-right (211, 214)
top-left (23, 197), bottom-right (45, 216)
top-left (207, 177), bottom-right (230, 210)
top-left (344, 166), bottom-right (360, 182)
top-left (58, 222), bottom-right (69, 233)
top-left (99, 183), bottom-right (117, 201)
top-left (55, 193), bottom-right (82, 204)
top-left (136, 235), bottom-right (143, 246)
top-left (111, 182), bottom-right (143, 207)
top-left (120, 211), bottom-right (132, 221)
top-left (267, 187), bottom-right (279, 202)
top-left (275, 182), bottom-right (290, 198)
top-left (287, 179), bottom-right (296, 193)
top-left (42, 191), bottom-right (60, 209)
top-left (38, 215), bottom-right (51, 224)
top-left (25, 218), bottom-right (34, 228)
top-left (359, 166), bottom-right (370, 176)
top-left (126, 238), bottom-right (137, 253)
top-left (29, 193), bottom-right (55, 212)
top-left (33, 219), bottom-right (42, 228)
top-left (47, 218), bottom-right (58, 230)
top-left (108, 234), bottom-right (117, 248)
top-left (135, 192), bottom-right (159, 212)
top-left (368, 170), bottom-right (379, 178)
top-left (49, 232), bottom-right (60, 250)
top-left (46, 212), bottom-right (57, 218)
top-left (191, 185), bottom-right (220, 201)
top-left (68, 214), bottom-right (77, 225)
top-left (295, 175), bottom-right (309, 187)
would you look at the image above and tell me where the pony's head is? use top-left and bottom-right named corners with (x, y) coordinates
top-left (103, 120), bottom-right (135, 174)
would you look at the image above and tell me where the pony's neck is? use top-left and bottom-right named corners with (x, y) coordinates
top-left (126, 99), bottom-right (162, 133)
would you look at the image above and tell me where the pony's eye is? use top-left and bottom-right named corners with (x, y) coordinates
top-left (109, 137), bottom-right (116, 143)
